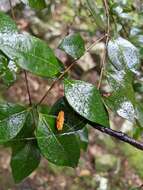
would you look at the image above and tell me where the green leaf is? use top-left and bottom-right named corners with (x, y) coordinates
top-left (5, 60), bottom-right (17, 84)
top-left (11, 141), bottom-right (41, 183)
top-left (21, 0), bottom-right (46, 9)
top-left (0, 11), bottom-right (18, 33)
top-left (0, 12), bottom-right (62, 78)
top-left (36, 114), bottom-right (80, 167)
top-left (0, 33), bottom-right (62, 77)
top-left (1, 67), bottom-right (16, 86)
top-left (105, 90), bottom-right (135, 122)
top-left (0, 16), bottom-right (19, 86)
top-left (105, 66), bottom-right (143, 125)
top-left (10, 111), bottom-right (40, 183)
top-left (0, 54), bottom-right (17, 85)
top-left (50, 97), bottom-right (87, 131)
top-left (0, 103), bottom-right (25, 120)
top-left (104, 68), bottom-right (136, 122)
top-left (59, 33), bottom-right (85, 59)
top-left (108, 37), bottom-right (140, 73)
top-left (107, 67), bottom-right (134, 91)
top-left (64, 79), bottom-right (109, 127)
top-left (5, 111), bottom-right (35, 147)
top-left (0, 103), bottom-right (28, 142)
top-left (13, 111), bottom-right (35, 139)
top-left (38, 104), bottom-right (50, 115)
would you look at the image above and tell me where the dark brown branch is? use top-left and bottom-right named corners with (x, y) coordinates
top-left (92, 124), bottom-right (143, 151)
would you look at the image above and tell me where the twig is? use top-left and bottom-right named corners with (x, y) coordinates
top-left (24, 71), bottom-right (32, 106)
top-left (8, 0), bottom-right (15, 20)
top-left (24, 71), bottom-right (37, 129)
top-left (103, 0), bottom-right (110, 36)
top-left (97, 45), bottom-right (106, 89)
top-left (92, 124), bottom-right (143, 151)
top-left (97, 0), bottom-right (110, 89)
top-left (37, 35), bottom-right (106, 105)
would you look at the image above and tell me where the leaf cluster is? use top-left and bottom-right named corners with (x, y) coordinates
top-left (0, 0), bottom-right (143, 183)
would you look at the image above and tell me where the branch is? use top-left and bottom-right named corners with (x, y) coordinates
top-left (24, 70), bottom-right (32, 106)
top-left (97, 0), bottom-right (110, 89)
top-left (92, 124), bottom-right (143, 151)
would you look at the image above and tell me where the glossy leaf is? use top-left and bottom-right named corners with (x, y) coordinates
top-left (1, 68), bottom-right (16, 85)
top-left (0, 33), bottom-right (62, 77)
top-left (105, 90), bottom-right (135, 122)
top-left (5, 111), bottom-right (36, 147)
top-left (107, 67), bottom-right (134, 91)
top-left (108, 37), bottom-right (140, 73)
top-left (14, 111), bottom-right (35, 139)
top-left (0, 103), bottom-right (25, 120)
top-left (11, 141), bottom-right (41, 183)
top-left (105, 67), bottom-right (136, 122)
top-left (64, 79), bottom-right (109, 127)
top-left (21, 0), bottom-right (46, 9)
top-left (59, 33), bottom-right (85, 59)
top-left (105, 65), bottom-right (143, 125)
top-left (36, 114), bottom-right (80, 167)
top-left (0, 13), bottom-right (18, 84)
top-left (0, 13), bottom-right (62, 77)
top-left (38, 104), bottom-right (50, 115)
top-left (0, 54), bottom-right (17, 85)
top-left (10, 111), bottom-right (40, 183)
top-left (0, 103), bottom-right (28, 142)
